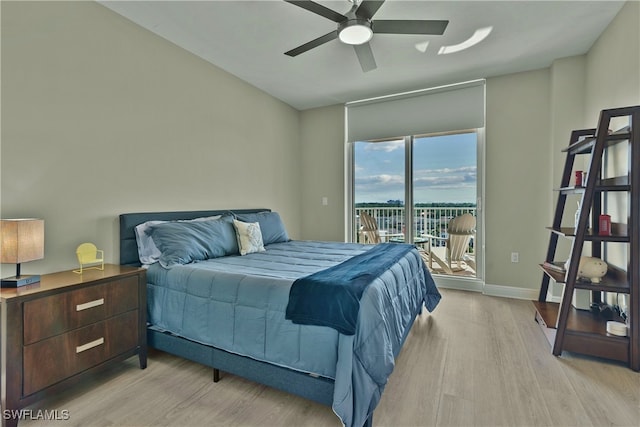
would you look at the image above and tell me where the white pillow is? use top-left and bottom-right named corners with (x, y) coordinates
top-left (135, 220), bottom-right (165, 265)
top-left (134, 215), bottom-right (221, 265)
top-left (233, 220), bottom-right (265, 256)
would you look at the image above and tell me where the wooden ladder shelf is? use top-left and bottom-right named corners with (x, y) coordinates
top-left (533, 105), bottom-right (639, 371)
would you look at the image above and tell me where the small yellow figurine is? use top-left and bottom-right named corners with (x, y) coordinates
top-left (73, 242), bottom-right (104, 274)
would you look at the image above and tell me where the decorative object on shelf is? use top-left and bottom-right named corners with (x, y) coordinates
top-left (564, 256), bottom-right (608, 283)
top-left (542, 261), bottom-right (566, 274)
top-left (598, 214), bottom-right (612, 236)
top-left (591, 302), bottom-right (615, 319)
top-left (0, 218), bottom-right (45, 287)
top-left (73, 242), bottom-right (104, 274)
top-left (575, 170), bottom-right (583, 187)
top-left (606, 321), bottom-right (628, 337)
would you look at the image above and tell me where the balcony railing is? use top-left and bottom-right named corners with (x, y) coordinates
top-left (355, 206), bottom-right (477, 245)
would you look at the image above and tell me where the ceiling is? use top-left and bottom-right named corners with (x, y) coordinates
top-left (99, 0), bottom-right (625, 110)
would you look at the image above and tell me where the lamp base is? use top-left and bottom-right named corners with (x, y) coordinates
top-left (1, 274), bottom-right (41, 288)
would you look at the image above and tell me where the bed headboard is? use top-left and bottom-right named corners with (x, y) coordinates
top-left (119, 208), bottom-right (271, 266)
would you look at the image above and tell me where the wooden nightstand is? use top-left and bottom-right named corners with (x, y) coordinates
top-left (0, 264), bottom-right (146, 427)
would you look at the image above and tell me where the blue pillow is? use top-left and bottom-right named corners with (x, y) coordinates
top-left (234, 211), bottom-right (289, 245)
top-left (146, 216), bottom-right (238, 268)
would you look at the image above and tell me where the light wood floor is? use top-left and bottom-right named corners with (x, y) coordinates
top-left (21, 289), bottom-right (639, 427)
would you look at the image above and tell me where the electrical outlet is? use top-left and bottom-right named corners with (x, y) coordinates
top-left (511, 252), bottom-right (519, 263)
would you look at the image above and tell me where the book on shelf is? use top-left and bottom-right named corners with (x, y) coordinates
top-left (543, 261), bottom-right (566, 273)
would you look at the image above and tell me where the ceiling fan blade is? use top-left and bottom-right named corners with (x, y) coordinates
top-left (353, 43), bottom-right (377, 72)
top-left (285, 30), bottom-right (339, 57)
top-left (284, 0), bottom-right (347, 23)
top-left (373, 20), bottom-right (449, 35)
top-left (355, 0), bottom-right (386, 20)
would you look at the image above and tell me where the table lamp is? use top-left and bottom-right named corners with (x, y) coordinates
top-left (1, 218), bottom-right (45, 287)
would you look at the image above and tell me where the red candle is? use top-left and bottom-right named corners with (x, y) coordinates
top-left (575, 171), bottom-right (583, 187)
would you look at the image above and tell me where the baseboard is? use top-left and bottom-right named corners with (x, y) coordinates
top-left (434, 277), bottom-right (540, 301)
top-left (482, 283), bottom-right (539, 300)
top-left (434, 276), bottom-right (483, 293)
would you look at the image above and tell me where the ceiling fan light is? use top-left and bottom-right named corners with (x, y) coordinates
top-left (339, 24), bottom-right (373, 45)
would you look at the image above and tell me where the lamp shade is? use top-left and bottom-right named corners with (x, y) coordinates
top-left (0, 219), bottom-right (45, 264)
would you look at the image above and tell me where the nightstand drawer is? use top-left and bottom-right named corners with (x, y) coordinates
top-left (23, 310), bottom-right (139, 396)
top-left (23, 275), bottom-right (139, 344)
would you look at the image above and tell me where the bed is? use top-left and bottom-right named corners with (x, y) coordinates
top-left (119, 208), bottom-right (440, 427)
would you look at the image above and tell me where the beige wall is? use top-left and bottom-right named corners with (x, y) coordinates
top-left (2, 1), bottom-right (638, 294)
top-left (584, 0), bottom-right (640, 279)
top-left (297, 1), bottom-right (639, 295)
top-left (585, 0), bottom-right (640, 122)
top-left (549, 55), bottom-right (587, 191)
top-left (484, 69), bottom-right (551, 291)
top-left (546, 56), bottom-right (588, 298)
top-left (299, 105), bottom-right (345, 242)
top-left (298, 68), bottom-right (555, 293)
top-left (530, 1), bottom-right (640, 298)
top-left (1, 1), bottom-right (301, 274)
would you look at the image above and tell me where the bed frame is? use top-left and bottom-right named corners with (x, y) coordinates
top-left (119, 208), bottom-right (419, 427)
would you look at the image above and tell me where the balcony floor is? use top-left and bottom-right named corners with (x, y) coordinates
top-left (422, 246), bottom-right (476, 278)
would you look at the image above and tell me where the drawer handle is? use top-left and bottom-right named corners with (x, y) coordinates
top-left (76, 298), bottom-right (104, 311)
top-left (76, 337), bottom-right (104, 354)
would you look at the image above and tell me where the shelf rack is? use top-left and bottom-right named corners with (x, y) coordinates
top-left (534, 106), bottom-right (639, 370)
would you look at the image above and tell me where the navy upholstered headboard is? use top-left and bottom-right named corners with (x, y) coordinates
top-left (119, 208), bottom-right (271, 266)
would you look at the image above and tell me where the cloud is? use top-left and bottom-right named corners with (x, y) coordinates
top-left (356, 165), bottom-right (476, 197)
top-left (414, 175), bottom-right (476, 189)
top-left (363, 140), bottom-right (404, 153)
top-left (354, 137), bottom-right (477, 203)
top-left (413, 166), bottom-right (476, 187)
top-left (416, 166), bottom-right (476, 175)
top-left (355, 173), bottom-right (406, 202)
top-left (356, 174), bottom-right (404, 187)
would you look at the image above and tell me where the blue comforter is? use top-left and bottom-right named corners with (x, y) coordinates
top-left (145, 241), bottom-right (440, 427)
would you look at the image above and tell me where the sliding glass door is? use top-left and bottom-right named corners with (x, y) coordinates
top-left (413, 132), bottom-right (478, 278)
top-left (351, 131), bottom-right (482, 280)
top-left (353, 139), bottom-right (406, 241)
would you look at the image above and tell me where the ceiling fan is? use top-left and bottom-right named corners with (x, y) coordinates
top-left (284, 0), bottom-right (449, 72)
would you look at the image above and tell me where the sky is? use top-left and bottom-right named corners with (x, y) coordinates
top-left (354, 133), bottom-right (477, 204)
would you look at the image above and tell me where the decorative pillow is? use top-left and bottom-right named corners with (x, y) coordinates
top-left (134, 215), bottom-right (221, 265)
top-left (234, 211), bottom-right (289, 245)
top-left (233, 220), bottom-right (265, 256)
top-left (145, 216), bottom-right (238, 268)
